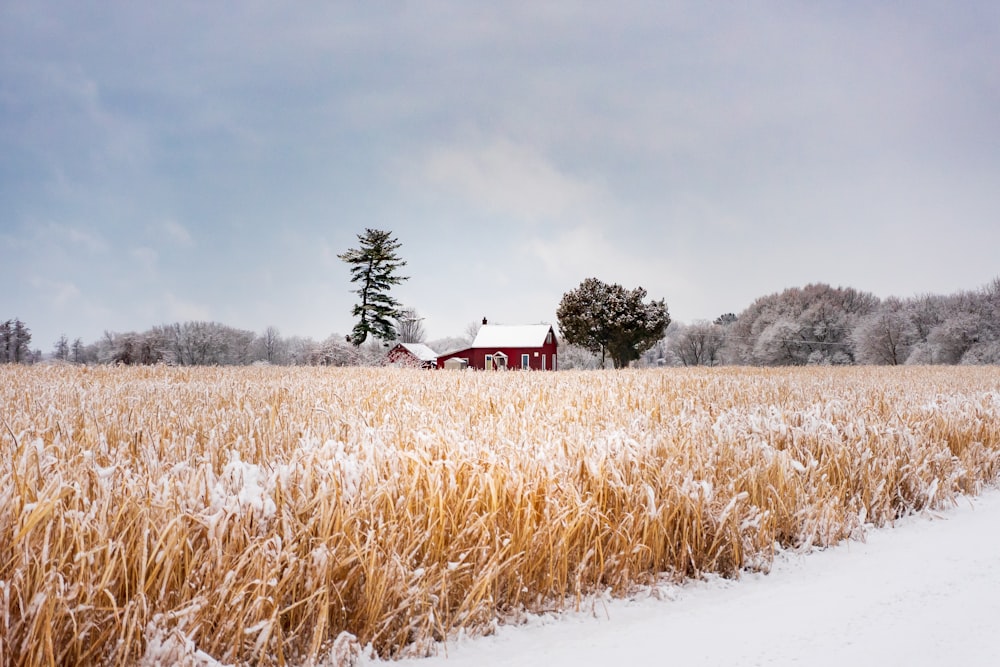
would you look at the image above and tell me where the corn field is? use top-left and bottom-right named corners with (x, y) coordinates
top-left (2, 365), bottom-right (999, 666)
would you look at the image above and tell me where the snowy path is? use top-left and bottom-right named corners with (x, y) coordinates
top-left (385, 488), bottom-right (1000, 666)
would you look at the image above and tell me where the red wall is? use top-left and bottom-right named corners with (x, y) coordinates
top-left (386, 347), bottom-right (434, 368)
top-left (436, 339), bottom-right (558, 370)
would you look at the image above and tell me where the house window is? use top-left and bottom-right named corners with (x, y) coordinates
top-left (485, 354), bottom-right (493, 370)
top-left (521, 353), bottom-right (530, 369)
top-left (553, 354), bottom-right (557, 371)
top-left (546, 330), bottom-right (553, 344)
top-left (541, 354), bottom-right (546, 370)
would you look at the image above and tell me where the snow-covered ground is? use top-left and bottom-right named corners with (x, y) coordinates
top-left (384, 487), bottom-right (1000, 667)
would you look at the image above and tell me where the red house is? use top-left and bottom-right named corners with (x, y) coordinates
top-left (436, 323), bottom-right (558, 370)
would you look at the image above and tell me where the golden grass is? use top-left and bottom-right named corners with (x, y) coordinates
top-left (2, 365), bottom-right (999, 665)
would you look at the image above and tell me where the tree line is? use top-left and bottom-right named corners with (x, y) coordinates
top-left (648, 278), bottom-right (1000, 367)
top-left (8, 276), bottom-right (993, 369)
top-left (13, 322), bottom-right (407, 367)
top-left (3, 223), bottom-right (996, 368)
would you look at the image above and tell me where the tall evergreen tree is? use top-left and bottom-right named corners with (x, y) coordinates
top-left (339, 229), bottom-right (409, 345)
top-left (0, 318), bottom-right (32, 363)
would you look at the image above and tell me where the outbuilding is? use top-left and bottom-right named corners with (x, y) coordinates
top-left (386, 342), bottom-right (438, 369)
top-left (437, 322), bottom-right (558, 370)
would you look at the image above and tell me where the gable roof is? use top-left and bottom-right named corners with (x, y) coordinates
top-left (471, 324), bottom-right (555, 349)
top-left (396, 342), bottom-right (438, 362)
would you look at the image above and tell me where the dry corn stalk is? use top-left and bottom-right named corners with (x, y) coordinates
top-left (1, 364), bottom-right (999, 665)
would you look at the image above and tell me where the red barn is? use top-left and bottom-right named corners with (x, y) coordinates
top-left (437, 323), bottom-right (558, 370)
top-left (386, 342), bottom-right (438, 369)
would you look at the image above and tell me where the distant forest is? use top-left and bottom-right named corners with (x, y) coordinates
top-left (4, 277), bottom-right (999, 367)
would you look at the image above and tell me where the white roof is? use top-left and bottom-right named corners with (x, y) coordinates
top-left (398, 343), bottom-right (438, 361)
top-left (472, 324), bottom-right (554, 349)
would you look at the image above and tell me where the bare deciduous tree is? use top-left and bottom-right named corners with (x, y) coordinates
top-left (395, 308), bottom-right (426, 344)
top-left (668, 321), bottom-right (726, 366)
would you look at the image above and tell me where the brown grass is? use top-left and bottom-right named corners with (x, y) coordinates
top-left (1, 365), bottom-right (999, 665)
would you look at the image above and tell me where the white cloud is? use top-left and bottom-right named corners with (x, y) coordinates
top-left (29, 278), bottom-right (81, 307)
top-left (32, 222), bottom-right (108, 253)
top-left (63, 226), bottom-right (108, 253)
top-left (164, 292), bottom-right (211, 322)
top-left (130, 246), bottom-right (158, 267)
top-left (413, 136), bottom-right (603, 224)
top-left (527, 224), bottom-right (689, 295)
top-left (161, 219), bottom-right (194, 245)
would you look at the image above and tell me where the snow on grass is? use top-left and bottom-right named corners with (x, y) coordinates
top-left (383, 487), bottom-right (1000, 667)
top-left (1, 365), bottom-right (999, 665)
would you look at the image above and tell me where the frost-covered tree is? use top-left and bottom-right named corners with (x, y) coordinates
top-left (339, 229), bottom-right (409, 345)
top-left (557, 278), bottom-right (670, 368)
top-left (285, 336), bottom-right (318, 366)
top-left (729, 284), bottom-right (878, 365)
top-left (427, 336), bottom-right (470, 355)
top-left (310, 334), bottom-right (386, 366)
top-left (1, 318), bottom-right (33, 363)
top-left (53, 335), bottom-right (70, 361)
top-left (714, 313), bottom-right (737, 326)
top-left (464, 319), bottom-right (483, 343)
top-left (558, 343), bottom-right (602, 369)
top-left (751, 318), bottom-right (803, 366)
top-left (150, 321), bottom-right (254, 365)
top-left (71, 338), bottom-right (85, 363)
top-left (100, 330), bottom-right (165, 365)
top-left (852, 298), bottom-right (917, 365)
top-left (926, 311), bottom-right (984, 364)
top-left (669, 320), bottom-right (726, 366)
top-left (900, 282), bottom-right (1000, 365)
top-left (260, 326), bottom-right (283, 364)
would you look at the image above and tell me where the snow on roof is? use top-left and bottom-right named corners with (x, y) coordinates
top-left (471, 324), bottom-right (554, 349)
top-left (398, 342), bottom-right (438, 361)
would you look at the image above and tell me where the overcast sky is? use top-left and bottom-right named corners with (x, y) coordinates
top-left (3, 2), bottom-right (999, 350)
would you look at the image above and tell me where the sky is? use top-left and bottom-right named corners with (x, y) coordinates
top-left (3, 2), bottom-right (999, 351)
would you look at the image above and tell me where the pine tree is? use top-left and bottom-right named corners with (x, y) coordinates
top-left (339, 229), bottom-right (409, 345)
top-left (0, 318), bottom-right (32, 363)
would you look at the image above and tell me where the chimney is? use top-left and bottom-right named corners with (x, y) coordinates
top-left (482, 317), bottom-right (488, 325)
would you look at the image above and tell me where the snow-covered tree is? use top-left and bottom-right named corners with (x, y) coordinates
top-left (1, 318), bottom-right (33, 363)
top-left (53, 335), bottom-right (70, 361)
top-left (556, 278), bottom-right (670, 368)
top-left (852, 298), bottom-right (917, 365)
top-left (339, 229), bottom-right (409, 345)
top-left (71, 338), bottom-right (86, 363)
top-left (729, 284), bottom-right (878, 365)
top-left (259, 326), bottom-right (284, 364)
top-left (668, 320), bottom-right (726, 366)
top-left (285, 336), bottom-right (318, 366)
top-left (150, 321), bottom-right (254, 365)
top-left (558, 343), bottom-right (602, 369)
top-left (926, 312), bottom-right (984, 364)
